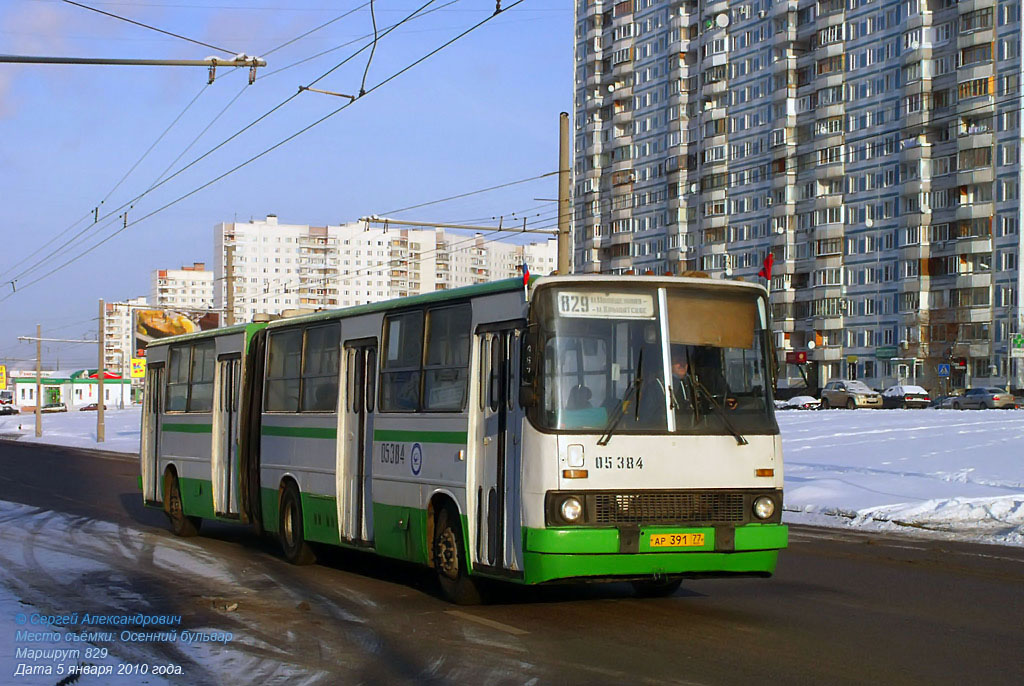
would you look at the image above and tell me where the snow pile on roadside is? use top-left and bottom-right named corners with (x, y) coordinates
top-left (0, 407), bottom-right (141, 455)
top-left (779, 410), bottom-right (1024, 545)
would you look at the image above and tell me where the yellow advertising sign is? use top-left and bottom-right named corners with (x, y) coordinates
top-left (0, 364), bottom-right (6, 388)
top-left (130, 358), bottom-right (147, 379)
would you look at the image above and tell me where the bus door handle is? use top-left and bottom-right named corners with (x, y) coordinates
top-left (483, 437), bottom-right (491, 445)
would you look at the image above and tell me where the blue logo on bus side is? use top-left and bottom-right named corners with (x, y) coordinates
top-left (410, 442), bottom-right (423, 476)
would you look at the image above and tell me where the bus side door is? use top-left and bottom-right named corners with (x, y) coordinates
top-left (341, 341), bottom-right (377, 545)
top-left (475, 324), bottom-right (525, 575)
top-left (141, 364), bottom-right (163, 505)
top-left (213, 354), bottom-right (241, 517)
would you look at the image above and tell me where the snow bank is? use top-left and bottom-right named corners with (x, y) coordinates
top-left (779, 409), bottom-right (1024, 545)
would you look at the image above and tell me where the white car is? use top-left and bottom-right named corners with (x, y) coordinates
top-left (782, 395), bottom-right (821, 410)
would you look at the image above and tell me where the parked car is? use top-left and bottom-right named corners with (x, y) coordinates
top-left (40, 402), bottom-right (68, 413)
top-left (881, 385), bottom-right (931, 409)
top-left (956, 387), bottom-right (1018, 410)
top-left (78, 403), bottom-right (107, 411)
top-left (820, 380), bottom-right (883, 409)
top-left (0, 404), bottom-right (19, 415)
top-left (781, 395), bottom-right (821, 410)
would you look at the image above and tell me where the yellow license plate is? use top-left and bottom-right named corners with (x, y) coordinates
top-left (648, 533), bottom-right (705, 548)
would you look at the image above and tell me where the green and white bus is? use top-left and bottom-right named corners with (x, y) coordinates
top-left (140, 275), bottom-right (786, 602)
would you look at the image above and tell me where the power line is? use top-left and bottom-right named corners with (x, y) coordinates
top-left (60, 0), bottom-right (238, 55)
top-left (3, 0), bottom-right (454, 289)
top-left (381, 171), bottom-right (558, 215)
top-left (0, 0), bottom-right (526, 302)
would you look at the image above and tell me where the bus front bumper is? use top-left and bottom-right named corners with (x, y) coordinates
top-left (521, 524), bottom-right (787, 585)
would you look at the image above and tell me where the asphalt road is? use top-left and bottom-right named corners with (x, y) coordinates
top-left (0, 440), bottom-right (1022, 685)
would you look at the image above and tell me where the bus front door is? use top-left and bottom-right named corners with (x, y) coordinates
top-left (141, 365), bottom-right (163, 505)
top-left (341, 342), bottom-right (376, 545)
top-left (477, 326), bottom-right (524, 575)
top-left (213, 355), bottom-right (241, 517)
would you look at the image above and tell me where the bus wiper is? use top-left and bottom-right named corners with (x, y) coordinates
top-left (692, 377), bottom-right (748, 446)
top-left (597, 349), bottom-right (642, 446)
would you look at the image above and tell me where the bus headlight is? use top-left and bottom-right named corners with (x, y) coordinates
top-left (753, 496), bottom-right (775, 520)
top-left (561, 497), bottom-right (583, 523)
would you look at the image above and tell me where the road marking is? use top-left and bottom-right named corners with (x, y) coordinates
top-left (445, 610), bottom-right (529, 636)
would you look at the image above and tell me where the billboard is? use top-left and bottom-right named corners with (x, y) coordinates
top-left (133, 309), bottom-right (220, 355)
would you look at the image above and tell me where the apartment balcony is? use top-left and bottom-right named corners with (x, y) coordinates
top-left (771, 169), bottom-right (795, 189)
top-left (702, 214), bottom-right (729, 229)
top-left (772, 85), bottom-right (796, 103)
top-left (810, 315), bottom-right (846, 331)
top-left (612, 107), bottom-right (632, 125)
top-left (816, 103), bottom-right (845, 119)
top-left (958, 27), bottom-right (995, 50)
top-left (701, 79), bottom-right (728, 96)
top-left (813, 223), bottom-right (845, 240)
top-left (770, 202), bottom-right (795, 218)
top-left (955, 236), bottom-right (993, 254)
top-left (956, 166), bottom-right (994, 185)
top-left (771, 56), bottom-right (795, 76)
top-left (812, 194), bottom-right (844, 211)
top-left (954, 272), bottom-right (992, 289)
top-left (957, 130), bottom-right (993, 150)
top-left (770, 0), bottom-right (796, 18)
top-left (955, 201), bottom-right (994, 221)
top-left (900, 141), bottom-right (929, 162)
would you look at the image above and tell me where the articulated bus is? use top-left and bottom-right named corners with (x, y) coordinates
top-left (140, 275), bottom-right (786, 603)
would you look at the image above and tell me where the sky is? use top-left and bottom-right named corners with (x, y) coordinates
top-left (0, 0), bottom-right (572, 368)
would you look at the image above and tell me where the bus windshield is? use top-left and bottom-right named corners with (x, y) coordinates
top-left (528, 284), bottom-right (778, 437)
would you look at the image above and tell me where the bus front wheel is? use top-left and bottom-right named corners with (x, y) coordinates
top-left (279, 482), bottom-right (316, 565)
top-left (164, 471), bottom-right (200, 537)
top-left (433, 506), bottom-right (483, 605)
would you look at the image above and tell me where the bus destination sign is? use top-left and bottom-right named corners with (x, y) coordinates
top-left (557, 292), bottom-right (655, 319)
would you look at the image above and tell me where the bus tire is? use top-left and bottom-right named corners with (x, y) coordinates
top-left (632, 578), bottom-right (683, 598)
top-left (164, 471), bottom-right (200, 537)
top-left (279, 482), bottom-right (316, 566)
top-left (433, 506), bottom-right (483, 605)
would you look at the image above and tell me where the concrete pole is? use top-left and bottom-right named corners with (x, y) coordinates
top-left (97, 299), bottom-right (105, 443)
top-left (226, 243), bottom-right (236, 326)
top-left (35, 324), bottom-right (42, 438)
top-left (557, 111), bottom-right (571, 276)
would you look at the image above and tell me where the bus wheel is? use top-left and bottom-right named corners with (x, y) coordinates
top-left (165, 472), bottom-right (200, 537)
top-left (631, 578), bottom-right (683, 598)
top-left (433, 506), bottom-right (483, 605)
top-left (279, 482), bottom-right (316, 566)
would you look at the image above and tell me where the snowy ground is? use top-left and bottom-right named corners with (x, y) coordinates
top-left (0, 407), bottom-right (141, 454)
top-left (2, 406), bottom-right (1023, 546)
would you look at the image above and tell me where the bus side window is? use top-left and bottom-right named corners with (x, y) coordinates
top-left (479, 337), bottom-right (489, 412)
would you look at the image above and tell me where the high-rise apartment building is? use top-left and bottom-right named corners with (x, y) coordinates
top-left (572, 0), bottom-right (1024, 390)
top-left (214, 216), bottom-right (557, 324)
top-left (151, 263), bottom-right (215, 311)
top-left (104, 296), bottom-right (148, 374)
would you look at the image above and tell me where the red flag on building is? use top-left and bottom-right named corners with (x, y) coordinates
top-left (757, 253), bottom-right (774, 280)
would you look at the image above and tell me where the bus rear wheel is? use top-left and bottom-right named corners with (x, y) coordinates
top-left (279, 482), bottom-right (316, 565)
top-left (164, 471), bottom-right (200, 537)
top-left (433, 506), bottom-right (483, 605)
top-left (631, 578), bottom-right (683, 598)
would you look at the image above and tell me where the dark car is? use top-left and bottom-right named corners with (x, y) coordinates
top-left (881, 385), bottom-right (931, 409)
top-left (79, 403), bottom-right (107, 411)
top-left (0, 404), bottom-right (19, 415)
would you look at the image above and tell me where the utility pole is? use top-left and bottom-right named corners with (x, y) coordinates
top-left (557, 111), bottom-right (571, 276)
top-left (35, 325), bottom-right (41, 438)
top-left (226, 243), bottom-right (236, 326)
top-left (98, 299), bottom-right (105, 443)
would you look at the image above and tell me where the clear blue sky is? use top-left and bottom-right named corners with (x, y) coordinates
top-left (0, 0), bottom-right (571, 368)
